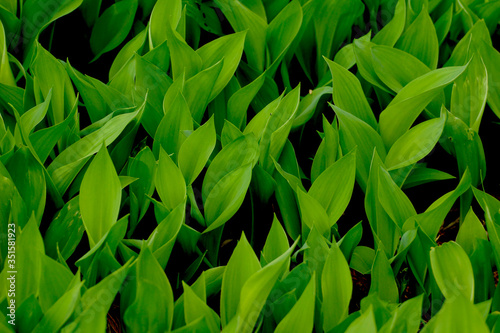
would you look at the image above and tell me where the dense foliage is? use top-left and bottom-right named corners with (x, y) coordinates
top-left (0, 0), bottom-right (500, 331)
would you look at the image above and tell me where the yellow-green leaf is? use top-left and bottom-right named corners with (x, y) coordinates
top-left (80, 145), bottom-right (121, 248)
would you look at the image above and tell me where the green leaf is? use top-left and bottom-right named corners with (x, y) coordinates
top-left (31, 42), bottom-right (77, 129)
top-left (0, 0), bottom-right (20, 35)
top-left (309, 149), bottom-right (356, 227)
top-left (385, 113), bottom-right (446, 171)
top-left (272, 140), bottom-right (303, 193)
top-left (0, 0), bottom-right (16, 14)
top-left (147, 200), bottom-right (185, 269)
top-left (479, 41), bottom-right (500, 119)
top-left (297, 188), bottom-right (330, 237)
top-left (259, 86), bottom-right (301, 173)
top-left (293, 86), bottom-right (332, 128)
top-left (79, 0), bottom-right (102, 26)
top-left (421, 295), bottom-right (489, 333)
top-left (350, 246), bottom-right (375, 275)
top-left (123, 246), bottom-right (174, 333)
top-left (80, 145), bottom-right (121, 248)
top-left (173, 317), bottom-right (211, 332)
top-left (44, 196), bottom-right (84, 260)
top-left (379, 294), bottom-right (423, 333)
top-left (0, 20), bottom-right (15, 86)
top-left (109, 27), bottom-right (148, 80)
top-left (11, 102), bottom-right (68, 213)
top-left (47, 106), bottom-right (140, 194)
top-left (221, 233), bottom-right (260, 327)
top-left (6, 147), bottom-right (46, 224)
top-left (127, 147), bottom-right (156, 235)
top-left (90, 0), bottom-right (138, 60)
top-left (456, 208), bottom-right (492, 302)
top-left (275, 275), bottom-right (315, 333)
top-left (322, 241), bottom-right (353, 331)
top-left (28, 102), bottom-right (76, 171)
top-left (473, 188), bottom-right (500, 273)
top-left (221, 120), bottom-right (244, 147)
top-left (214, 0), bottom-right (267, 71)
top-left (16, 294), bottom-right (42, 332)
top-left (184, 61), bottom-right (223, 123)
top-left (443, 108), bottom-right (486, 220)
top-left (0, 82), bottom-right (23, 115)
top-left (445, 20), bottom-right (490, 67)
top-left (332, 31), bottom-right (370, 72)
top-left (33, 278), bottom-right (83, 333)
top-left (365, 150), bottom-right (400, 257)
top-left (38, 253), bottom-right (75, 312)
top-left (0, 172), bottom-right (26, 234)
top-left (156, 147), bottom-right (186, 211)
top-left (133, 55), bottom-right (173, 138)
top-left (244, 94), bottom-right (281, 138)
top-left (303, 228), bottom-right (330, 292)
top-left (274, 168), bottom-right (301, 239)
top-left (353, 39), bottom-right (391, 92)
top-left (183, 282), bottom-right (220, 332)
top-left (66, 63), bottom-right (130, 122)
top-left (377, 167), bottom-right (416, 229)
top-left (272, 263), bottom-right (311, 318)
top-left (148, 0), bottom-right (182, 48)
top-left (339, 221), bottom-right (363, 262)
top-left (311, 115), bottom-right (339, 183)
top-left (402, 166), bottom-right (455, 189)
top-left (333, 105), bottom-right (386, 191)
top-left (451, 53), bottom-right (488, 132)
top-left (237, 0), bottom-right (266, 17)
top-left (204, 164), bottom-right (252, 233)
top-left (16, 215), bottom-right (44, 306)
top-left (261, 214), bottom-right (289, 265)
top-left (197, 31), bottom-right (246, 100)
top-left (154, 86), bottom-right (193, 159)
top-left (177, 224), bottom-right (201, 254)
top-left (372, 0), bottom-right (406, 47)
top-left (143, 40), bottom-right (170, 73)
top-left (359, 293), bottom-right (393, 330)
top-left (227, 74), bottom-right (266, 129)
top-left (430, 241), bottom-right (474, 302)
top-left (312, 0), bottom-right (364, 76)
top-left (265, 0), bottom-right (302, 76)
top-left (395, 8), bottom-right (439, 69)
top-left (166, 23), bottom-right (202, 81)
top-left (178, 117), bottom-right (216, 185)
top-left (414, 169), bottom-right (471, 240)
top-left (62, 261), bottom-right (132, 332)
top-left (370, 248), bottom-right (399, 303)
top-left (470, 0), bottom-right (500, 34)
top-left (456, 208), bottom-right (488, 256)
top-left (225, 239), bottom-right (297, 333)
top-left (75, 214), bottom-right (126, 286)
top-left (19, 90), bottom-right (52, 135)
top-left (325, 58), bottom-right (378, 129)
top-left (345, 307), bottom-right (377, 333)
top-left (434, 3), bottom-right (453, 45)
top-left (442, 110), bottom-right (486, 191)
top-left (371, 45), bottom-right (430, 93)
top-left (379, 65), bottom-right (466, 148)
top-left (202, 134), bottom-right (259, 200)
